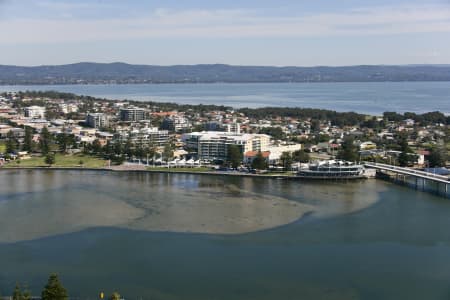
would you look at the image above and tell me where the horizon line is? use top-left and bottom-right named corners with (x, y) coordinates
top-left (2, 62), bottom-right (450, 68)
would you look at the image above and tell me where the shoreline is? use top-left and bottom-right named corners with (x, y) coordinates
top-left (0, 166), bottom-right (294, 180)
top-left (0, 165), bottom-right (371, 180)
top-left (3, 166), bottom-right (448, 199)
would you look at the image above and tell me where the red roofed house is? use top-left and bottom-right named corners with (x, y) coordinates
top-left (244, 151), bottom-right (270, 165)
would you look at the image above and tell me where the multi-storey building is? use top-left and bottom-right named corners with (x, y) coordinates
top-left (181, 131), bottom-right (270, 161)
top-left (60, 103), bottom-right (79, 114)
top-left (24, 106), bottom-right (46, 119)
top-left (86, 113), bottom-right (109, 129)
top-left (225, 122), bottom-right (241, 134)
top-left (122, 127), bottom-right (169, 147)
top-left (161, 116), bottom-right (190, 132)
top-left (119, 107), bottom-right (146, 122)
top-left (204, 121), bottom-right (222, 131)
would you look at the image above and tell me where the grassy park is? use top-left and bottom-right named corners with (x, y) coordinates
top-left (4, 153), bottom-right (108, 168)
top-left (0, 141), bottom-right (6, 153)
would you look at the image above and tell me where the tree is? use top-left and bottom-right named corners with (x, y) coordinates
top-left (91, 139), bottom-right (103, 154)
top-left (146, 144), bottom-right (156, 160)
top-left (124, 137), bottom-right (133, 158)
top-left (251, 152), bottom-right (268, 170)
top-left (292, 149), bottom-right (310, 163)
top-left (6, 130), bottom-right (18, 154)
top-left (279, 151), bottom-right (293, 171)
top-left (12, 283), bottom-right (22, 300)
top-left (45, 152), bottom-right (55, 166)
top-left (110, 292), bottom-right (121, 300)
top-left (163, 143), bottom-right (174, 162)
top-left (397, 151), bottom-right (410, 167)
top-left (40, 127), bottom-right (52, 155)
top-left (56, 132), bottom-right (75, 154)
top-left (22, 285), bottom-right (31, 300)
top-left (259, 127), bottom-right (284, 140)
top-left (311, 119), bottom-right (321, 133)
top-left (113, 140), bottom-right (123, 156)
top-left (428, 146), bottom-right (447, 167)
top-left (56, 133), bottom-right (68, 153)
top-left (23, 126), bottom-right (34, 152)
top-left (337, 137), bottom-right (358, 162)
top-left (398, 136), bottom-right (412, 167)
top-left (227, 144), bottom-right (242, 169)
top-left (41, 273), bottom-right (68, 300)
top-left (134, 144), bottom-right (145, 160)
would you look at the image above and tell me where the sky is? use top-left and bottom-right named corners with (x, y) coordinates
top-left (1, 0), bottom-right (450, 66)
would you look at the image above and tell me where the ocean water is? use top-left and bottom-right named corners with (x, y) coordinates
top-left (1, 170), bottom-right (450, 300)
top-left (1, 81), bottom-right (449, 114)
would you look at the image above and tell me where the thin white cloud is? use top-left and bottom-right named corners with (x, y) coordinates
top-left (1, 4), bottom-right (450, 44)
top-left (35, 0), bottom-right (117, 10)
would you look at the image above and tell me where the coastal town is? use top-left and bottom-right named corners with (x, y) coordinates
top-left (0, 91), bottom-right (448, 177)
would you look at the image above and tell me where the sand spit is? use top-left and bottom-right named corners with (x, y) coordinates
top-left (125, 184), bottom-right (314, 235)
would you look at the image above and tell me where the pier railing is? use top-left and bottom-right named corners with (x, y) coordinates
top-left (364, 162), bottom-right (449, 184)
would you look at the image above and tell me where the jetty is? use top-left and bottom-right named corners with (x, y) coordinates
top-left (364, 162), bottom-right (450, 198)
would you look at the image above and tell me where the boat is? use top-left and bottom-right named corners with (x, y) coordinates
top-left (297, 160), bottom-right (374, 179)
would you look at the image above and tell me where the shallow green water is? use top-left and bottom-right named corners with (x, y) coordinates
top-left (1, 170), bottom-right (450, 300)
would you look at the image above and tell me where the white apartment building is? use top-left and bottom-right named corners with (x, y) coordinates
top-left (24, 106), bottom-right (46, 119)
top-left (162, 115), bottom-right (190, 132)
top-left (123, 127), bottom-right (170, 147)
top-left (225, 122), bottom-right (241, 134)
top-left (120, 107), bottom-right (146, 122)
top-left (86, 113), bottom-right (109, 129)
top-left (182, 131), bottom-right (270, 161)
top-left (60, 103), bottom-right (79, 114)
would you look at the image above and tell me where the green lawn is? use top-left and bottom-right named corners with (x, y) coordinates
top-left (0, 141), bottom-right (6, 153)
top-left (4, 153), bottom-right (108, 168)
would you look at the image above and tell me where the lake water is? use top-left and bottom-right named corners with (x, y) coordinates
top-left (1, 82), bottom-right (449, 115)
top-left (1, 170), bottom-right (450, 299)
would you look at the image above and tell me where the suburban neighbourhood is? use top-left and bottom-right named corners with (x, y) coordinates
top-left (0, 91), bottom-right (448, 175)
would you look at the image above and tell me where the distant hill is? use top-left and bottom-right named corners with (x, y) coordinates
top-left (1, 62), bottom-right (450, 84)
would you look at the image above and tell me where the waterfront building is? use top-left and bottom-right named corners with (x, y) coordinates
top-left (182, 131), bottom-right (270, 161)
top-left (86, 113), bottom-right (109, 129)
top-left (119, 127), bottom-right (169, 147)
top-left (24, 106), bottom-right (46, 119)
top-left (297, 160), bottom-right (374, 179)
top-left (120, 107), bottom-right (146, 122)
top-left (244, 151), bottom-right (270, 165)
top-left (266, 144), bottom-right (303, 165)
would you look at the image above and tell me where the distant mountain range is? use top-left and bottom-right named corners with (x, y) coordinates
top-left (1, 62), bottom-right (450, 84)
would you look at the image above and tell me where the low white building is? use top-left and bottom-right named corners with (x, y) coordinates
top-left (358, 141), bottom-right (377, 150)
top-left (267, 144), bottom-right (303, 165)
